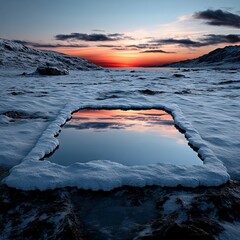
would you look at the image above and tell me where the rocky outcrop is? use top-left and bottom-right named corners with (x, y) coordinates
top-left (36, 66), bottom-right (69, 75)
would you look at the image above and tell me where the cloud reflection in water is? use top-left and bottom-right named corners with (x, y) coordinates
top-left (47, 109), bottom-right (201, 166)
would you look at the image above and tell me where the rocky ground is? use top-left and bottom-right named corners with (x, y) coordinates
top-left (1, 181), bottom-right (240, 239)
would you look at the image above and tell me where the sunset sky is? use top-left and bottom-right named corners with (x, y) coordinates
top-left (1, 0), bottom-right (240, 67)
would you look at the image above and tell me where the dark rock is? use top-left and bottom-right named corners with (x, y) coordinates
top-left (138, 89), bottom-right (158, 95)
top-left (36, 66), bottom-right (69, 76)
top-left (21, 220), bottom-right (54, 239)
top-left (135, 215), bottom-right (222, 240)
top-left (9, 91), bottom-right (25, 96)
top-left (173, 73), bottom-right (186, 78)
top-left (218, 80), bottom-right (240, 85)
top-left (96, 94), bottom-right (119, 101)
top-left (0, 167), bottom-right (9, 181)
top-left (4, 44), bottom-right (13, 51)
top-left (155, 196), bottom-right (169, 210)
top-left (56, 211), bottom-right (86, 240)
top-left (2, 111), bottom-right (48, 121)
top-left (174, 89), bottom-right (192, 94)
top-left (162, 222), bottom-right (215, 240)
top-left (3, 111), bottom-right (27, 119)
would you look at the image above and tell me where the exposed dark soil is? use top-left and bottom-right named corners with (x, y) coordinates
top-left (0, 181), bottom-right (240, 239)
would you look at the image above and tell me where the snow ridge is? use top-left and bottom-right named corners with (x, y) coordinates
top-left (3, 103), bottom-right (230, 191)
top-left (164, 45), bottom-right (240, 68)
top-left (0, 38), bottom-right (102, 70)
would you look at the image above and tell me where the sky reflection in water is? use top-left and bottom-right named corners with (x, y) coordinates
top-left (47, 109), bottom-right (201, 166)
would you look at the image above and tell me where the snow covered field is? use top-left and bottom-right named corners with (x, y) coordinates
top-left (1, 67), bottom-right (239, 190)
top-left (1, 67), bottom-right (240, 239)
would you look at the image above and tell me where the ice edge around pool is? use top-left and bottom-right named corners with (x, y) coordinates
top-left (2, 103), bottom-right (230, 191)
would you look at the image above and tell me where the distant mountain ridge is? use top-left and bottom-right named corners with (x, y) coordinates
top-left (163, 45), bottom-right (240, 68)
top-left (0, 38), bottom-right (102, 70)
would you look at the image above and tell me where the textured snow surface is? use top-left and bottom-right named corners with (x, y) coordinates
top-left (219, 222), bottom-right (240, 240)
top-left (165, 45), bottom-right (240, 68)
top-left (0, 38), bottom-right (102, 70)
top-left (1, 67), bottom-right (239, 190)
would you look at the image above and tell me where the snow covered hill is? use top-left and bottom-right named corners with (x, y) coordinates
top-left (164, 45), bottom-right (240, 68)
top-left (0, 38), bottom-right (102, 70)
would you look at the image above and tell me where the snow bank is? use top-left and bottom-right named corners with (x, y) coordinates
top-left (3, 103), bottom-right (229, 191)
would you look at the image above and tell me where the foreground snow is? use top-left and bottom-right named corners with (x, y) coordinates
top-left (1, 67), bottom-right (239, 190)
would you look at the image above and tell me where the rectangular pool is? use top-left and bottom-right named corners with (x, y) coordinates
top-left (46, 109), bottom-right (202, 166)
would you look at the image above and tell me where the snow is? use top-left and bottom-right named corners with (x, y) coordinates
top-left (165, 45), bottom-right (240, 68)
top-left (0, 38), bottom-right (101, 70)
top-left (1, 67), bottom-right (239, 191)
top-left (219, 222), bottom-right (240, 240)
top-left (133, 225), bottom-right (153, 240)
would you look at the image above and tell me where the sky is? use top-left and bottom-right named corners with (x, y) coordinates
top-left (1, 0), bottom-right (240, 67)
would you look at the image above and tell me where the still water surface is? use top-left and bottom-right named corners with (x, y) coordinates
top-left (47, 109), bottom-right (201, 166)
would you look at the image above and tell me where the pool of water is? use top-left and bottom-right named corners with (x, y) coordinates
top-left (46, 109), bottom-right (202, 166)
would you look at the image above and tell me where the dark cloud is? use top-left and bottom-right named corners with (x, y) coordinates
top-left (149, 120), bottom-right (174, 126)
top-left (97, 44), bottom-right (121, 48)
top-left (65, 121), bottom-right (133, 130)
top-left (149, 34), bottom-right (240, 48)
top-left (14, 33), bottom-right (240, 53)
top-left (112, 47), bottom-right (131, 51)
top-left (55, 32), bottom-right (126, 42)
top-left (199, 34), bottom-right (240, 46)
top-left (150, 38), bottom-right (199, 46)
top-left (193, 9), bottom-right (240, 28)
top-left (126, 44), bottom-right (159, 49)
top-left (141, 49), bottom-right (175, 54)
top-left (14, 40), bottom-right (88, 48)
top-left (97, 43), bottom-right (153, 50)
top-left (108, 33), bottom-right (124, 37)
top-left (107, 43), bottom-right (160, 51)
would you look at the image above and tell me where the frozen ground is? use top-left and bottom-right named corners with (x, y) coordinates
top-left (1, 67), bottom-right (240, 190)
top-left (0, 67), bottom-right (240, 239)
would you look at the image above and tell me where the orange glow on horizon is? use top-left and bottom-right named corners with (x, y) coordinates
top-left (70, 109), bottom-right (185, 143)
top-left (73, 109), bottom-right (172, 120)
top-left (52, 47), bottom-right (205, 68)
top-left (49, 42), bottom-right (232, 68)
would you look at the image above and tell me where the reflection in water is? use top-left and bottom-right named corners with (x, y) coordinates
top-left (47, 109), bottom-right (202, 166)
